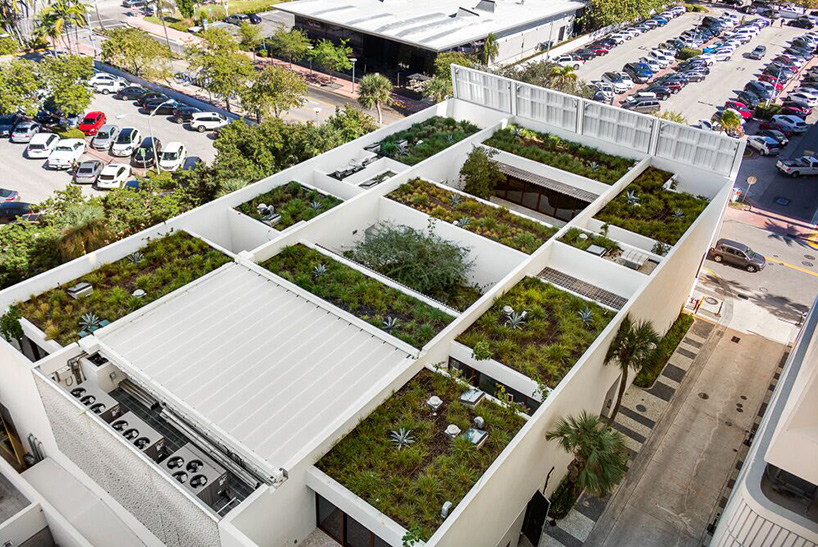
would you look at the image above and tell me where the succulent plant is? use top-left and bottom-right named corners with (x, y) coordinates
top-left (450, 193), bottom-right (461, 207)
top-left (312, 263), bottom-right (327, 279)
top-left (588, 161), bottom-right (600, 171)
top-left (309, 200), bottom-right (324, 211)
top-left (673, 209), bottom-right (684, 218)
top-left (127, 251), bottom-right (144, 265)
top-left (79, 312), bottom-right (101, 331)
top-left (578, 307), bottom-right (594, 326)
top-left (457, 216), bottom-right (471, 228)
top-left (382, 316), bottom-right (400, 333)
top-left (389, 428), bottom-right (415, 450)
top-left (626, 190), bottom-right (641, 206)
top-left (504, 311), bottom-right (527, 330)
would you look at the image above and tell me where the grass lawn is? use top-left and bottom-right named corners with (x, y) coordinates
top-left (594, 167), bottom-right (708, 246)
top-left (317, 368), bottom-right (525, 541)
top-left (388, 179), bottom-right (557, 254)
top-left (484, 125), bottom-right (635, 185)
top-left (634, 313), bottom-right (694, 387)
top-left (17, 232), bottom-right (230, 346)
top-left (379, 116), bottom-right (480, 166)
top-left (236, 181), bottom-right (342, 229)
top-left (457, 277), bottom-right (614, 388)
top-left (260, 244), bottom-right (454, 348)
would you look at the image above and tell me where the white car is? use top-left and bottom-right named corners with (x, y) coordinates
top-left (93, 79), bottom-right (127, 95)
top-left (553, 54), bottom-right (582, 69)
top-left (607, 33), bottom-right (628, 44)
top-left (88, 73), bottom-right (124, 87)
top-left (25, 133), bottom-right (60, 159)
top-left (111, 127), bottom-right (141, 157)
top-left (47, 139), bottom-right (86, 170)
top-left (616, 72), bottom-right (635, 88)
top-left (709, 48), bottom-right (734, 62)
top-left (746, 135), bottom-right (782, 156)
top-left (639, 57), bottom-right (663, 72)
top-left (158, 141), bottom-right (187, 171)
top-left (772, 114), bottom-right (809, 133)
top-left (96, 164), bottom-right (132, 189)
top-left (601, 73), bottom-right (630, 93)
top-left (788, 91), bottom-right (818, 107)
top-left (621, 28), bottom-right (641, 38)
top-left (189, 112), bottom-right (229, 133)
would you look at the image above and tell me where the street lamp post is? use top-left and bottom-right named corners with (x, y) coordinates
top-left (147, 99), bottom-right (175, 174)
top-left (350, 57), bottom-right (357, 94)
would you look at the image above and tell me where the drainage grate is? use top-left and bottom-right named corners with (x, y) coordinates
top-left (538, 267), bottom-right (628, 310)
top-left (775, 197), bottom-right (791, 206)
top-left (698, 392), bottom-right (709, 400)
top-left (731, 336), bottom-right (741, 343)
top-left (803, 261), bottom-right (814, 267)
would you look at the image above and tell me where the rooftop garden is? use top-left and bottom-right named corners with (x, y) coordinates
top-left (378, 116), bottom-right (480, 166)
top-left (457, 277), bottom-right (614, 389)
top-left (261, 244), bottom-right (454, 348)
top-left (388, 179), bottom-right (557, 254)
top-left (316, 368), bottom-right (525, 542)
top-left (16, 232), bottom-right (230, 346)
top-left (558, 227), bottom-right (621, 256)
top-left (344, 221), bottom-right (482, 311)
top-left (235, 181), bottom-right (342, 230)
top-left (483, 125), bottom-right (635, 185)
top-left (594, 167), bottom-right (708, 246)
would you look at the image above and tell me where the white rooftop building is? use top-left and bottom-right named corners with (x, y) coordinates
top-left (0, 67), bottom-right (744, 547)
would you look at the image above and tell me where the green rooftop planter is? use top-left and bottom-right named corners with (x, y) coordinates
top-left (458, 277), bottom-right (614, 389)
top-left (388, 179), bottom-right (557, 254)
top-left (483, 125), bottom-right (635, 184)
top-left (236, 181), bottom-right (342, 229)
top-left (594, 167), bottom-right (708, 246)
top-left (17, 232), bottom-right (231, 346)
top-left (378, 116), bottom-right (480, 166)
top-left (317, 369), bottom-right (525, 542)
top-left (260, 244), bottom-right (454, 348)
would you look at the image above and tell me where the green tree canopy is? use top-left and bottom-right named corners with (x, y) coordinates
top-left (308, 38), bottom-right (353, 81)
top-left (434, 51), bottom-right (473, 78)
top-left (101, 27), bottom-right (173, 80)
top-left (242, 64), bottom-right (307, 121)
top-left (268, 27), bottom-right (311, 65)
top-left (238, 21), bottom-right (263, 55)
top-left (177, 0), bottom-right (195, 18)
top-left (187, 28), bottom-right (255, 111)
top-left (357, 73), bottom-right (392, 126)
top-left (0, 59), bottom-right (40, 116)
top-left (40, 54), bottom-right (94, 115)
top-left (460, 146), bottom-right (506, 199)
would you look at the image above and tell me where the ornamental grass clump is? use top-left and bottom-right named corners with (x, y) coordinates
top-left (261, 244), bottom-right (453, 348)
top-left (388, 179), bottom-right (557, 254)
top-left (16, 231), bottom-right (231, 346)
top-left (458, 277), bottom-right (614, 388)
top-left (595, 167), bottom-right (708, 245)
top-left (378, 116), bottom-right (480, 165)
top-left (345, 221), bottom-right (481, 311)
top-left (236, 181), bottom-right (342, 229)
top-left (316, 369), bottom-right (525, 542)
top-left (483, 125), bottom-right (635, 184)
top-left (558, 227), bottom-right (620, 254)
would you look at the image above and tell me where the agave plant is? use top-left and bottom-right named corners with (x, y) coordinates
top-left (389, 428), bottom-right (415, 450)
top-left (512, 126), bottom-right (523, 138)
top-left (450, 193), bottom-right (462, 207)
top-left (127, 251), bottom-right (144, 265)
top-left (79, 312), bottom-right (101, 331)
top-left (383, 316), bottom-right (400, 332)
top-left (578, 307), bottom-right (594, 326)
top-left (504, 311), bottom-right (527, 330)
top-left (625, 190), bottom-right (641, 206)
top-left (673, 209), bottom-right (685, 218)
top-left (588, 161), bottom-right (600, 171)
top-left (458, 216), bottom-right (471, 228)
top-left (312, 263), bottom-right (327, 279)
top-left (309, 200), bottom-right (324, 211)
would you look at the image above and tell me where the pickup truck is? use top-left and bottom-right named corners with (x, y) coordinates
top-left (776, 156), bottom-right (818, 177)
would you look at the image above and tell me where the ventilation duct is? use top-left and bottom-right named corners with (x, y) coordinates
top-left (474, 0), bottom-right (495, 12)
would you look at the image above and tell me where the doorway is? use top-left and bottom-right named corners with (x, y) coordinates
top-left (601, 376), bottom-right (621, 420)
top-left (521, 491), bottom-right (550, 545)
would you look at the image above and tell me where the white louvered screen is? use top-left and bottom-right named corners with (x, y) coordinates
top-left (581, 102), bottom-right (654, 153)
top-left (655, 121), bottom-right (739, 176)
top-left (515, 83), bottom-right (578, 131)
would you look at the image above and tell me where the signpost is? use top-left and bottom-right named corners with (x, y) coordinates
top-left (745, 175), bottom-right (757, 209)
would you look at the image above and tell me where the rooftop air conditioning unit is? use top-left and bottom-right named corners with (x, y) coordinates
top-left (111, 412), bottom-right (166, 462)
top-left (66, 381), bottom-right (122, 423)
top-left (67, 282), bottom-right (93, 299)
top-left (162, 443), bottom-right (228, 507)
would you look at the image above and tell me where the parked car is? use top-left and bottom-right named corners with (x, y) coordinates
top-left (178, 155), bottom-right (203, 173)
top-left (96, 164), bottom-right (132, 189)
top-left (724, 101), bottom-right (752, 119)
top-left (788, 91), bottom-right (818, 106)
top-left (122, 0), bottom-right (146, 7)
top-left (644, 85), bottom-right (672, 100)
top-left (189, 112), bottom-right (229, 132)
top-left (776, 155), bottom-right (818, 177)
top-left (142, 99), bottom-right (179, 115)
top-left (136, 91), bottom-right (169, 106)
top-left (789, 16), bottom-right (814, 28)
top-left (132, 137), bottom-right (162, 168)
top-left (0, 188), bottom-right (20, 202)
top-left (682, 69), bottom-right (707, 82)
top-left (588, 45), bottom-right (610, 56)
top-left (772, 115), bottom-right (810, 132)
top-left (47, 138), bottom-right (86, 170)
top-left (757, 129), bottom-right (789, 147)
top-left (746, 135), bottom-right (782, 155)
top-left (0, 202), bottom-right (31, 223)
top-left (25, 133), bottom-right (61, 159)
top-left (73, 159), bottom-right (104, 184)
top-left (736, 90), bottom-right (761, 108)
top-left (111, 127), bottom-right (142, 157)
top-left (623, 97), bottom-right (660, 113)
top-left (88, 73), bottom-right (123, 87)
top-left (248, 13), bottom-right (262, 24)
top-left (709, 239), bottom-right (766, 272)
top-left (78, 111), bottom-right (107, 135)
top-left (93, 78), bottom-right (127, 94)
top-left (91, 124), bottom-right (120, 151)
top-left (158, 141), bottom-right (187, 171)
top-left (780, 104), bottom-right (811, 118)
top-left (0, 114), bottom-right (21, 137)
top-left (553, 54), bottom-right (582, 69)
top-left (624, 62), bottom-right (653, 84)
top-left (10, 121), bottom-right (40, 143)
top-left (114, 86), bottom-right (148, 101)
top-left (224, 13), bottom-right (250, 25)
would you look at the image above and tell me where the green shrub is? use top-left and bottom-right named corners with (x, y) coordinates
top-left (236, 181), bottom-right (342, 229)
top-left (57, 128), bottom-right (86, 139)
top-left (378, 116), bottom-right (480, 165)
top-left (754, 103), bottom-right (781, 120)
top-left (483, 125), bottom-right (634, 185)
top-left (460, 146), bottom-right (506, 199)
top-left (676, 47), bottom-right (702, 60)
top-left (549, 477), bottom-right (580, 520)
top-left (685, 3), bottom-right (708, 12)
top-left (634, 314), bottom-right (694, 387)
top-left (0, 35), bottom-right (19, 55)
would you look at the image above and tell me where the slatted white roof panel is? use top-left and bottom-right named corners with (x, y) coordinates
top-left (277, 0), bottom-right (583, 52)
top-left (97, 263), bottom-right (413, 471)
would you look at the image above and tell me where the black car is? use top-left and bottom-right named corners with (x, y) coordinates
top-left (0, 114), bottom-right (21, 137)
top-left (132, 137), bottom-right (162, 168)
top-left (177, 155), bottom-right (203, 174)
top-left (0, 202), bottom-right (32, 223)
top-left (757, 129), bottom-right (789, 146)
top-left (592, 38), bottom-right (618, 49)
top-left (170, 106), bottom-right (202, 124)
top-left (573, 48), bottom-right (597, 61)
top-left (248, 13), bottom-right (261, 24)
top-left (644, 85), bottom-right (671, 100)
top-left (141, 99), bottom-right (179, 115)
top-left (790, 17), bottom-right (814, 29)
top-left (737, 90), bottom-right (761, 107)
top-left (745, 81), bottom-right (772, 100)
top-left (136, 91), bottom-right (169, 106)
top-left (114, 86), bottom-right (148, 101)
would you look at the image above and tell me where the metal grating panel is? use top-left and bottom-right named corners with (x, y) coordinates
top-left (515, 83), bottom-right (578, 131)
top-left (655, 121), bottom-right (738, 177)
top-left (538, 267), bottom-right (628, 310)
top-left (496, 162), bottom-right (597, 202)
top-left (453, 66), bottom-right (513, 113)
top-left (582, 102), bottom-right (654, 154)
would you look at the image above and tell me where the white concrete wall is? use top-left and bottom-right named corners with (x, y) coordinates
top-left (496, 13), bottom-right (574, 66)
top-left (0, 501), bottom-right (46, 547)
top-left (548, 240), bottom-right (645, 299)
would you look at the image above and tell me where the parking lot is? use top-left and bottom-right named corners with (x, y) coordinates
top-left (2, 90), bottom-right (220, 204)
top-left (574, 7), bottom-right (811, 122)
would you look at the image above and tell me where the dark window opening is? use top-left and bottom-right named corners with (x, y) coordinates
top-left (495, 177), bottom-right (589, 222)
top-left (449, 357), bottom-right (541, 413)
top-left (316, 493), bottom-right (390, 546)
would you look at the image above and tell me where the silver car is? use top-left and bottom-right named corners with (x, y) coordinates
top-left (92, 124), bottom-right (120, 151)
top-left (73, 160), bottom-right (104, 184)
top-left (10, 121), bottom-right (41, 143)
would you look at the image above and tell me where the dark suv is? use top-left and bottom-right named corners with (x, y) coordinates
top-left (624, 62), bottom-right (652, 84)
top-left (709, 239), bottom-right (766, 272)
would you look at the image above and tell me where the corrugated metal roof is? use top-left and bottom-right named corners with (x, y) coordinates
top-left (97, 263), bottom-right (413, 470)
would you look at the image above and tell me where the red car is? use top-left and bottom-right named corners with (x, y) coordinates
top-left (759, 120), bottom-right (794, 137)
top-left (724, 100), bottom-right (752, 119)
top-left (78, 111), bottom-right (106, 136)
top-left (780, 104), bottom-right (811, 118)
top-left (588, 45), bottom-right (610, 56)
top-left (758, 73), bottom-right (786, 90)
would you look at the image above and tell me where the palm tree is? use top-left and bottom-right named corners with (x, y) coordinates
top-left (357, 73), bottom-right (393, 126)
top-left (546, 412), bottom-right (629, 498)
top-left (55, 203), bottom-right (113, 260)
top-left (549, 64), bottom-right (578, 93)
top-left (718, 109), bottom-right (743, 136)
top-left (657, 110), bottom-right (688, 124)
top-left (423, 76), bottom-right (451, 103)
top-left (481, 32), bottom-right (499, 65)
top-left (35, 0), bottom-right (87, 52)
top-left (604, 315), bottom-right (660, 425)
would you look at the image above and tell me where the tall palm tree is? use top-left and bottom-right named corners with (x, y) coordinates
top-left (357, 73), bottom-right (393, 126)
top-left (481, 32), bottom-right (499, 65)
top-left (604, 314), bottom-right (660, 425)
top-left (546, 412), bottom-right (628, 498)
top-left (549, 64), bottom-right (578, 93)
top-left (35, 0), bottom-right (87, 52)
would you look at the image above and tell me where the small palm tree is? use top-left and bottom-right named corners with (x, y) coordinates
top-left (549, 65), bottom-right (578, 93)
top-left (423, 76), bottom-right (451, 103)
top-left (546, 411), bottom-right (628, 498)
top-left (357, 73), bottom-right (393, 126)
top-left (481, 32), bottom-right (499, 65)
top-left (716, 109), bottom-right (743, 136)
top-left (56, 203), bottom-right (113, 261)
top-left (604, 315), bottom-right (660, 425)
